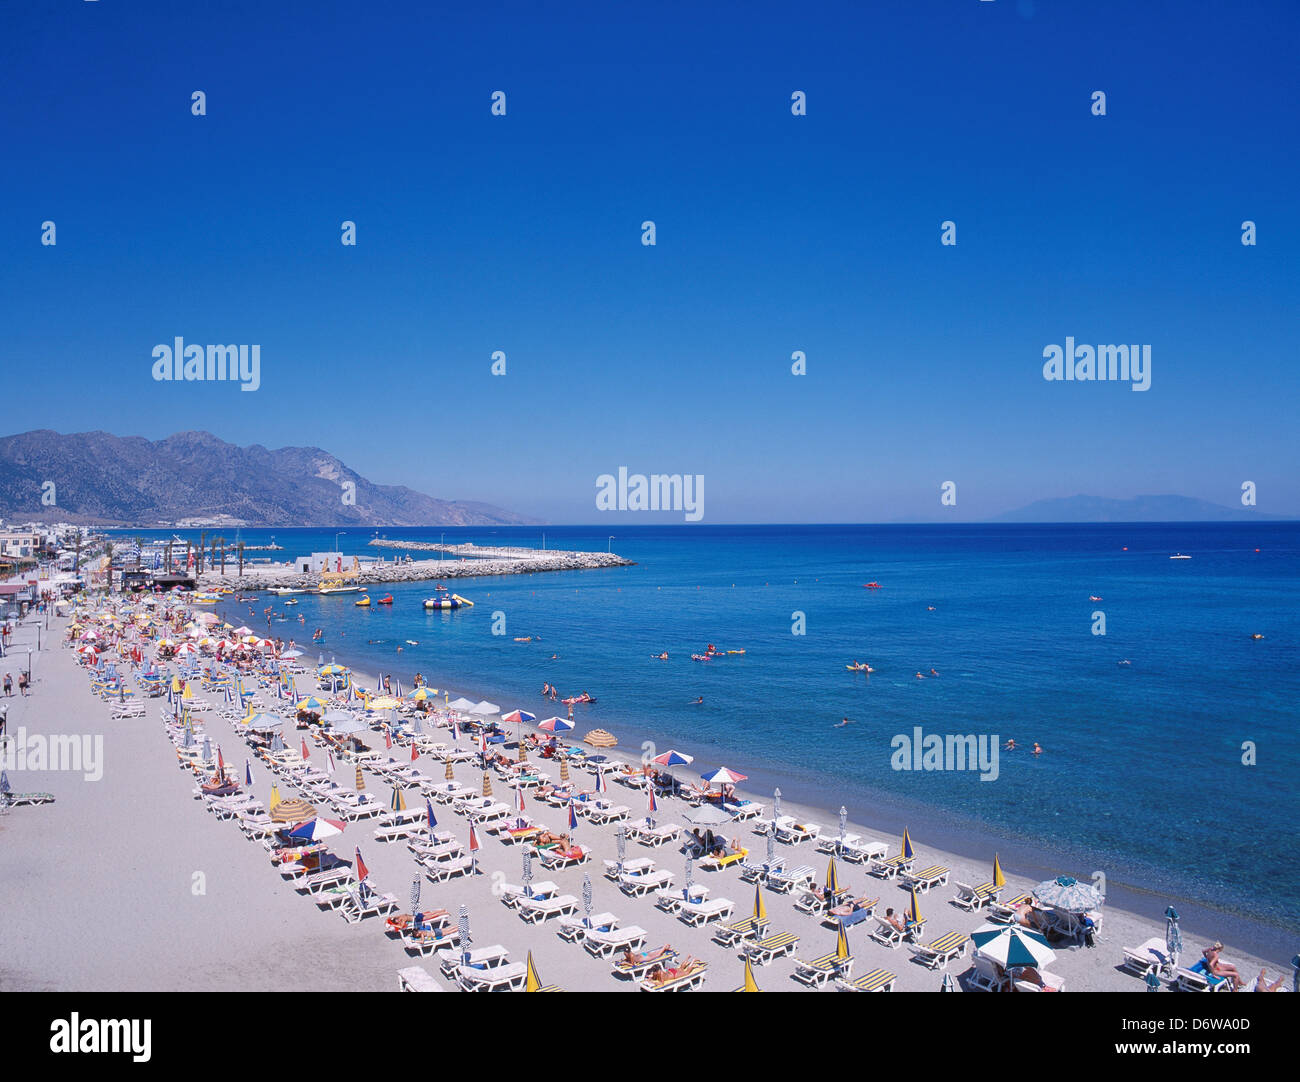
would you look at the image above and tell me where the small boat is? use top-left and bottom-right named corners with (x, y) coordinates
top-left (284, 599), bottom-right (298, 606)
top-left (377, 595), bottom-right (393, 605)
top-left (318, 584), bottom-right (362, 595)
top-left (863, 582), bottom-right (882, 589)
top-left (1169, 554), bottom-right (1192, 560)
top-left (355, 595), bottom-right (371, 607)
top-left (1089, 596), bottom-right (1102, 602)
top-left (273, 588), bottom-right (306, 596)
top-left (1251, 633), bottom-right (1264, 640)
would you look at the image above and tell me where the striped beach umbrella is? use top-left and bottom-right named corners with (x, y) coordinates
top-left (645, 787), bottom-right (657, 826)
top-left (244, 760), bottom-right (255, 787)
top-left (838, 805), bottom-right (847, 843)
top-left (559, 756), bottom-right (569, 783)
top-left (444, 759), bottom-right (455, 780)
top-left (458, 905), bottom-right (471, 966)
top-left (0, 770), bottom-right (10, 793)
top-left (773, 787), bottom-right (782, 819)
top-left (410, 875), bottom-right (421, 919)
top-left (538, 716), bottom-right (574, 733)
top-left (355, 765), bottom-right (365, 791)
top-left (908, 887), bottom-right (923, 929)
top-left (514, 785), bottom-right (526, 813)
top-left (993, 853), bottom-right (1006, 889)
top-left (901, 827), bottom-right (915, 861)
top-left (752, 881), bottom-right (767, 929)
top-left (283, 817), bottom-right (346, 842)
top-left (482, 771), bottom-right (492, 798)
top-left (468, 822), bottom-right (481, 874)
top-left (523, 848), bottom-right (533, 888)
top-left (651, 748), bottom-right (692, 767)
top-left (1165, 906), bottom-right (1182, 972)
top-left (390, 786), bottom-right (407, 813)
top-left (740, 956), bottom-right (761, 992)
top-left (970, 923), bottom-right (1056, 970)
top-left (593, 769), bottom-right (607, 794)
top-left (582, 873), bottom-right (593, 923)
top-left (825, 856), bottom-right (841, 898)
top-left (835, 922), bottom-right (851, 964)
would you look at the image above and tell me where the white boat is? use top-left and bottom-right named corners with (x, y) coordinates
top-left (318, 585), bottom-right (362, 595)
top-left (273, 588), bottom-right (306, 596)
top-left (1169, 553), bottom-right (1192, 560)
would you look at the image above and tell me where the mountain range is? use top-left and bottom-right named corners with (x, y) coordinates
top-left (0, 430), bottom-right (539, 527)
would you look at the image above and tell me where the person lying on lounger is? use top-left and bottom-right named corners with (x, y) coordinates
top-left (1014, 966), bottom-right (1059, 991)
top-left (1254, 968), bottom-right (1285, 992)
top-left (1204, 943), bottom-right (1246, 990)
top-left (1015, 905), bottom-right (1049, 932)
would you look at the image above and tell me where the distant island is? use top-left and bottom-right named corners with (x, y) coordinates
top-left (0, 429), bottom-right (539, 527)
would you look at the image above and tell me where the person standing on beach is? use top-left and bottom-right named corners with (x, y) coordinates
top-left (3, 673), bottom-right (10, 696)
top-left (18, 672), bottom-right (28, 696)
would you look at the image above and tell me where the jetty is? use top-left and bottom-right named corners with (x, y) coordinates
top-left (196, 544), bottom-right (632, 590)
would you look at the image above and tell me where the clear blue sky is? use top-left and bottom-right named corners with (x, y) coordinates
top-left (2, 0), bottom-right (1297, 522)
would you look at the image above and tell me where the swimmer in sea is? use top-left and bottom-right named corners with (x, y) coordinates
top-left (929, 668), bottom-right (938, 676)
top-left (927, 605), bottom-right (936, 611)
top-left (834, 717), bottom-right (855, 728)
top-left (1032, 742), bottom-right (1042, 756)
top-left (656, 652), bottom-right (668, 660)
top-left (915, 671), bottom-right (926, 679)
top-left (551, 654), bottom-right (559, 660)
top-left (1004, 738), bottom-right (1016, 750)
top-left (694, 696), bottom-right (704, 704)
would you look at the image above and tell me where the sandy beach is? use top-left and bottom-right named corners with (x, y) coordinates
top-left (0, 607), bottom-right (1291, 993)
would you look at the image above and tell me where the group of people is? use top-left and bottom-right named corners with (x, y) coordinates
top-left (1002, 739), bottom-right (1042, 755)
top-left (3, 671), bottom-right (29, 697)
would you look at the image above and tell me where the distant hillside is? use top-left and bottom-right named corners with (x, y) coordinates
top-left (993, 494), bottom-right (1285, 523)
top-left (0, 429), bottom-right (540, 527)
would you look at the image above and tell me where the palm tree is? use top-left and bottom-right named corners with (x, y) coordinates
top-left (237, 541), bottom-right (245, 578)
top-left (199, 531), bottom-right (207, 572)
top-left (218, 536), bottom-right (226, 576)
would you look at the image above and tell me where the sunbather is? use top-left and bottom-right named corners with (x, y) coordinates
top-left (1015, 904), bottom-right (1049, 932)
top-left (1204, 943), bottom-right (1246, 990)
top-left (883, 907), bottom-right (906, 933)
top-left (1015, 966), bottom-right (1059, 992)
top-left (1254, 968), bottom-right (1285, 992)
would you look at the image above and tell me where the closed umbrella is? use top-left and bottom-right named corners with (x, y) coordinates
top-left (1165, 905), bottom-right (1182, 974)
top-left (740, 957), bottom-right (760, 992)
top-left (458, 905), bottom-right (471, 966)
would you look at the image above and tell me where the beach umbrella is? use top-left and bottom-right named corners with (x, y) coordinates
top-left (838, 805), bottom-right (847, 844)
top-left (651, 749), bottom-right (693, 767)
top-left (271, 797), bottom-right (316, 823)
top-left (410, 876), bottom-right (421, 920)
top-left (390, 786), bottom-right (407, 812)
top-left (502, 709), bottom-right (535, 726)
top-left (202, 735), bottom-right (212, 762)
top-left (740, 957), bottom-right (760, 992)
top-left (481, 772), bottom-right (492, 797)
top-left (1165, 906), bottom-right (1182, 973)
top-left (940, 972), bottom-right (955, 992)
top-left (0, 771), bottom-right (10, 793)
top-left (296, 696), bottom-right (328, 712)
top-left (538, 716), bottom-right (574, 733)
top-left (283, 817), bottom-right (346, 841)
top-left (328, 750), bottom-right (337, 774)
top-left (354, 846), bottom-right (370, 884)
top-left (993, 853), bottom-right (1006, 889)
top-left (370, 695), bottom-right (401, 710)
top-left (685, 804), bottom-right (733, 827)
top-left (426, 799), bottom-right (437, 833)
top-left (468, 822), bottom-right (481, 874)
top-left (568, 799), bottom-right (579, 835)
top-left (752, 881), bottom-right (768, 929)
top-left (908, 887), bottom-right (923, 929)
top-left (469, 700), bottom-right (500, 717)
top-left (523, 848), bottom-right (533, 889)
top-left (270, 732), bottom-right (286, 753)
top-left (593, 768), bottom-right (607, 794)
top-left (646, 787), bottom-right (657, 824)
top-left (970, 922), bottom-right (1056, 969)
top-left (582, 873), bottom-right (593, 924)
top-left (1033, 875), bottom-right (1103, 913)
top-left (583, 729), bottom-right (617, 748)
top-left (300, 736), bottom-right (311, 761)
top-left (685, 856), bottom-right (694, 891)
top-left (835, 922), bottom-right (851, 965)
top-left (773, 787), bottom-right (782, 819)
top-left (616, 824), bottom-right (626, 866)
top-left (444, 759), bottom-right (455, 780)
top-left (411, 711), bottom-right (423, 734)
top-left (765, 827), bottom-right (775, 865)
top-left (701, 766), bottom-right (747, 787)
top-left (245, 759), bottom-right (255, 787)
top-left (411, 742), bottom-right (420, 763)
top-left (458, 905), bottom-right (471, 966)
top-left (448, 697), bottom-right (476, 712)
top-left (384, 729), bottom-right (393, 750)
top-left (514, 785), bottom-right (526, 813)
top-left (525, 952), bottom-right (548, 993)
top-left (825, 856), bottom-right (841, 898)
top-left (901, 827), bottom-right (915, 861)
top-left (559, 756), bottom-right (570, 783)
top-left (355, 765), bottom-right (365, 791)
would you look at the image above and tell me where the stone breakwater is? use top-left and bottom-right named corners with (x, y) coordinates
top-left (197, 550), bottom-right (633, 590)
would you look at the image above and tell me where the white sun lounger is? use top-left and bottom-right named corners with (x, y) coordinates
top-left (439, 945), bottom-right (509, 978)
top-left (1121, 937), bottom-right (1174, 978)
top-left (340, 889), bottom-right (399, 924)
top-left (457, 962), bottom-right (527, 991)
top-left (678, 897), bottom-right (735, 926)
top-left (558, 912), bottom-right (619, 942)
top-left (654, 885), bottom-right (709, 912)
top-left (636, 822), bottom-right (682, 848)
top-left (604, 857), bottom-right (655, 880)
top-left (517, 893), bottom-right (579, 923)
top-left (619, 869), bottom-right (674, 896)
top-left (583, 924), bottom-right (648, 957)
top-left (967, 953), bottom-right (1011, 992)
top-left (499, 880), bottom-right (559, 908)
top-left (424, 855), bottom-right (475, 882)
top-left (774, 820), bottom-right (821, 845)
top-left (766, 864), bottom-right (815, 893)
top-left (397, 965), bottom-right (441, 992)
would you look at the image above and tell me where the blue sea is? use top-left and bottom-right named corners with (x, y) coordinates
top-left (120, 523), bottom-right (1300, 944)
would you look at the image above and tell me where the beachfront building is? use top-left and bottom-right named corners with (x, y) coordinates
top-left (295, 551), bottom-right (345, 573)
top-left (0, 530), bottom-right (42, 560)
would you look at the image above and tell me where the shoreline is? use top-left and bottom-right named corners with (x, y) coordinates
top-left (229, 599), bottom-right (1296, 973)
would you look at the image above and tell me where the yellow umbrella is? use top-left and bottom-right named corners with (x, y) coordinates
top-left (908, 887), bottom-right (923, 928)
top-left (370, 695), bottom-right (402, 710)
top-left (752, 881), bottom-right (767, 927)
top-left (525, 951), bottom-right (550, 992)
top-left (170, 676), bottom-right (182, 693)
top-left (901, 826), bottom-right (914, 860)
top-left (583, 729), bottom-right (617, 748)
top-left (993, 853), bottom-right (1006, 889)
top-left (740, 957), bottom-right (760, 992)
top-left (269, 785), bottom-right (282, 811)
top-left (444, 759), bottom-right (455, 780)
top-left (835, 922), bottom-right (851, 962)
top-left (825, 855), bottom-right (841, 898)
top-left (559, 757), bottom-right (570, 783)
top-left (355, 765), bottom-right (365, 791)
top-left (390, 786), bottom-right (407, 812)
top-left (182, 684), bottom-right (194, 700)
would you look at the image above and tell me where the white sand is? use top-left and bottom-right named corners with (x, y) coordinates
top-left (0, 611), bottom-right (1289, 993)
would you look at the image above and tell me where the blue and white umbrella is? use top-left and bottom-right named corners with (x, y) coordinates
top-left (0, 770), bottom-right (10, 793)
top-left (838, 805), bottom-right (847, 843)
top-left (685, 856), bottom-right (694, 891)
top-left (766, 825), bottom-right (776, 864)
top-left (940, 972), bottom-right (954, 992)
top-left (970, 922), bottom-right (1056, 970)
top-left (458, 905), bottom-right (471, 966)
top-left (1165, 905), bottom-right (1182, 972)
top-left (582, 873), bottom-right (593, 926)
top-left (1033, 875), bottom-right (1103, 913)
top-left (202, 736), bottom-right (212, 762)
top-left (773, 787), bottom-right (782, 819)
top-left (616, 824), bottom-right (626, 867)
top-left (410, 875), bottom-right (421, 917)
top-left (522, 848), bottom-right (533, 888)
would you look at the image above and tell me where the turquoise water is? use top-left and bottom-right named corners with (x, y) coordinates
top-left (123, 523), bottom-right (1300, 935)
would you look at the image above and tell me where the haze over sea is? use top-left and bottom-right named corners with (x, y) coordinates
top-left (124, 522), bottom-right (1299, 940)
